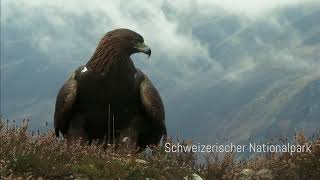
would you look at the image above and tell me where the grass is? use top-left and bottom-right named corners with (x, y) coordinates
top-left (1, 119), bottom-right (320, 179)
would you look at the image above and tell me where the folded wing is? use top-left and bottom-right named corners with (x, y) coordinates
top-left (136, 69), bottom-right (167, 145)
top-left (54, 72), bottom-right (78, 137)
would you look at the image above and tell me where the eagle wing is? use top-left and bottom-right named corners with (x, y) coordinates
top-left (54, 71), bottom-right (78, 137)
top-left (136, 69), bottom-right (167, 137)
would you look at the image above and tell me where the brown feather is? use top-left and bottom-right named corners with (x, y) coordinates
top-left (134, 69), bottom-right (167, 147)
top-left (138, 70), bottom-right (165, 125)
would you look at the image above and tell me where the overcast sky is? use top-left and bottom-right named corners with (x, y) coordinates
top-left (2, 0), bottom-right (319, 100)
top-left (168, 0), bottom-right (308, 15)
top-left (2, 0), bottom-right (317, 84)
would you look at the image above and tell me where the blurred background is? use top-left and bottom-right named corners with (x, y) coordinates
top-left (1, 0), bottom-right (320, 145)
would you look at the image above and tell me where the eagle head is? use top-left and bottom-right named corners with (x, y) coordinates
top-left (87, 28), bottom-right (152, 73)
top-left (105, 29), bottom-right (151, 58)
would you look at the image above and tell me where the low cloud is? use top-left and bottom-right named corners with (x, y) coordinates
top-left (1, 0), bottom-right (319, 131)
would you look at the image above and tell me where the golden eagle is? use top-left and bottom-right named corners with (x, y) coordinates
top-left (54, 29), bottom-right (166, 148)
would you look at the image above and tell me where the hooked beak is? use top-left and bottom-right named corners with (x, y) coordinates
top-left (135, 42), bottom-right (151, 58)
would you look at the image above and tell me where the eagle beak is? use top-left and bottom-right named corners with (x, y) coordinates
top-left (135, 42), bottom-right (151, 58)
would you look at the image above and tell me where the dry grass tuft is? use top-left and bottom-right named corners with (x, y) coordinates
top-left (1, 119), bottom-right (319, 179)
